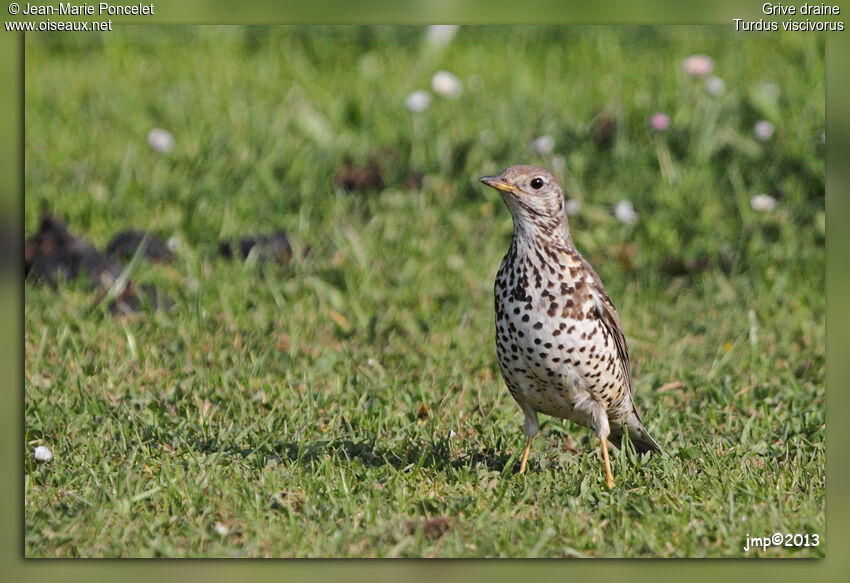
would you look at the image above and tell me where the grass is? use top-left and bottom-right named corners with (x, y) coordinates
top-left (24, 26), bottom-right (824, 557)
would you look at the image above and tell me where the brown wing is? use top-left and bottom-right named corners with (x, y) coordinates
top-left (582, 258), bottom-right (662, 454)
top-left (580, 258), bottom-right (633, 396)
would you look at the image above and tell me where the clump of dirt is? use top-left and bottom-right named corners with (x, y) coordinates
top-left (593, 110), bottom-right (617, 148)
top-left (334, 156), bottom-right (385, 192)
top-left (219, 230), bottom-right (293, 266)
top-left (406, 516), bottom-right (452, 540)
top-left (660, 254), bottom-right (711, 277)
top-left (25, 213), bottom-right (170, 313)
top-left (25, 213), bottom-right (124, 287)
top-left (106, 230), bottom-right (173, 263)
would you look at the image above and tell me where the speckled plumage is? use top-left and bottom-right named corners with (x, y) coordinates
top-left (481, 165), bottom-right (660, 487)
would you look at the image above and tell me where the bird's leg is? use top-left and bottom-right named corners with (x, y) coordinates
top-left (600, 437), bottom-right (615, 489)
top-left (518, 405), bottom-right (539, 474)
top-left (519, 437), bottom-right (532, 474)
top-left (593, 412), bottom-right (615, 488)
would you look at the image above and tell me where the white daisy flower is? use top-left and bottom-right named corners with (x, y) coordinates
top-left (405, 90), bottom-right (431, 113)
top-left (431, 71), bottom-right (462, 98)
top-left (681, 55), bottom-right (714, 77)
top-left (705, 75), bottom-right (726, 96)
top-left (614, 200), bottom-right (639, 225)
top-left (532, 135), bottom-right (555, 155)
top-left (34, 445), bottom-right (53, 462)
top-left (564, 199), bottom-right (581, 215)
top-left (754, 120), bottom-right (775, 141)
top-left (147, 128), bottom-right (175, 153)
top-left (750, 194), bottom-right (777, 212)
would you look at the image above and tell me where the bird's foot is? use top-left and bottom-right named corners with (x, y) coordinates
top-left (518, 435), bottom-right (534, 474)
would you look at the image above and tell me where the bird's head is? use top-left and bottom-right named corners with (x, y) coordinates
top-left (480, 165), bottom-right (568, 238)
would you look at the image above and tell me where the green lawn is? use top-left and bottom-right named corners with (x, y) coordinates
top-left (24, 26), bottom-right (824, 557)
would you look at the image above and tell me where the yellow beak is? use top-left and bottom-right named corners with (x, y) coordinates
top-left (480, 175), bottom-right (517, 194)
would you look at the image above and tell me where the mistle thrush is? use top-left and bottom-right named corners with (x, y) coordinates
top-left (480, 165), bottom-right (661, 488)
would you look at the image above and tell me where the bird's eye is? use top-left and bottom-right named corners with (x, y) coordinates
top-left (531, 177), bottom-right (544, 190)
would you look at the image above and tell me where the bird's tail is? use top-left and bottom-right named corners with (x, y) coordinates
top-left (610, 410), bottom-right (662, 454)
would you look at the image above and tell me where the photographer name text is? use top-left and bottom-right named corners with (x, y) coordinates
top-left (17, 3), bottom-right (154, 16)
